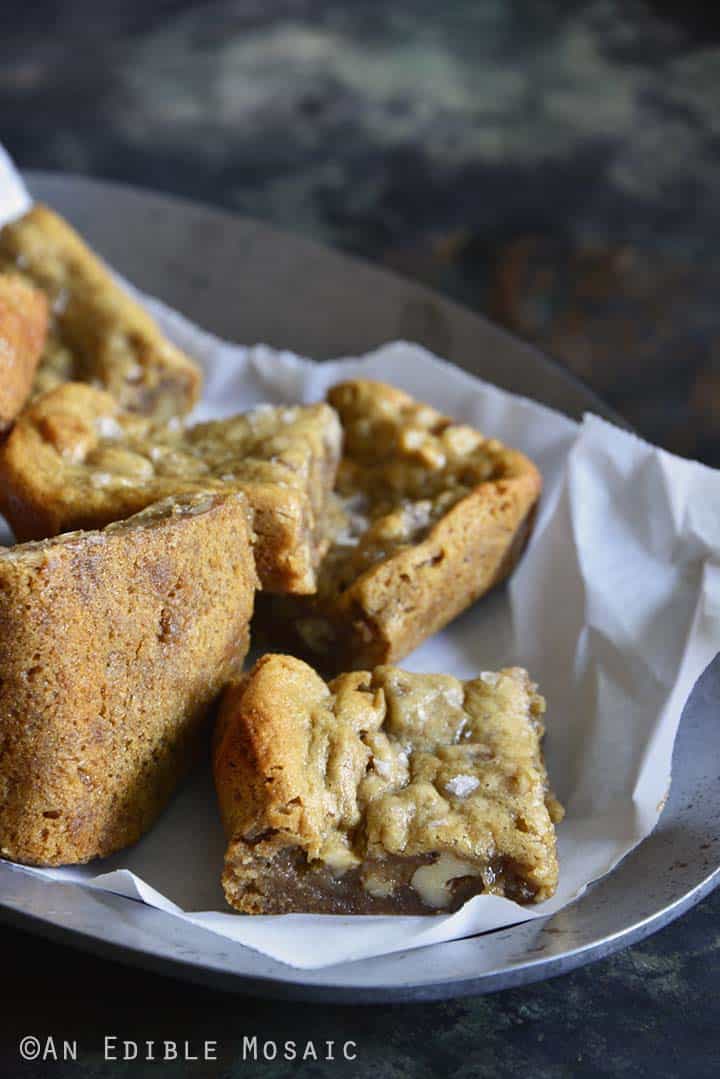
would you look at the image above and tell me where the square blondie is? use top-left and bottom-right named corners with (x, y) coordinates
top-left (259, 379), bottom-right (542, 668)
top-left (0, 381), bottom-right (342, 593)
top-left (0, 204), bottom-right (201, 420)
top-left (0, 490), bottom-right (257, 867)
top-left (214, 655), bottom-right (563, 915)
top-left (0, 273), bottom-right (48, 428)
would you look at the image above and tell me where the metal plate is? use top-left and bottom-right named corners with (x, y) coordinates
top-left (0, 172), bottom-right (716, 1003)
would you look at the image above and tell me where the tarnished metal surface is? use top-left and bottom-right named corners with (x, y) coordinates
top-left (0, 174), bottom-right (714, 1002)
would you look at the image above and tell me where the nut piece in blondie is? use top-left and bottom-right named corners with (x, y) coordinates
top-left (0, 273), bottom-right (48, 428)
top-left (0, 490), bottom-right (257, 867)
top-left (214, 655), bottom-right (563, 915)
top-left (0, 204), bottom-right (201, 420)
top-left (259, 379), bottom-right (542, 668)
top-left (0, 382), bottom-right (342, 593)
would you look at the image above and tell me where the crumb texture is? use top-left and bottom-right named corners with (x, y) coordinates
top-left (214, 655), bottom-right (563, 914)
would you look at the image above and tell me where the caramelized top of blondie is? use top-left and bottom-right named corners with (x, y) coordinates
top-left (13, 381), bottom-right (341, 521)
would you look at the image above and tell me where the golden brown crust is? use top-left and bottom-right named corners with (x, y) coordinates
top-left (214, 655), bottom-right (563, 915)
top-left (0, 382), bottom-right (342, 593)
top-left (214, 656), bottom-right (333, 849)
top-left (257, 379), bottom-right (542, 668)
top-left (329, 449), bottom-right (540, 667)
top-left (0, 204), bottom-right (201, 420)
top-left (0, 490), bottom-right (257, 867)
top-left (0, 273), bottom-right (48, 428)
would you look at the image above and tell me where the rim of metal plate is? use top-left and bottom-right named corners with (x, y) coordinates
top-left (0, 171), bottom-right (713, 1004)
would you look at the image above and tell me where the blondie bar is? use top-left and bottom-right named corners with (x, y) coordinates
top-left (0, 382), bottom-right (342, 593)
top-left (0, 490), bottom-right (257, 866)
top-left (214, 655), bottom-right (563, 915)
top-left (259, 379), bottom-right (542, 668)
top-left (0, 204), bottom-right (201, 420)
top-left (0, 273), bottom-right (48, 427)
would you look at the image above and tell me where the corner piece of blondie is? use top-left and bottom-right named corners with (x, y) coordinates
top-left (0, 382), bottom-right (342, 593)
top-left (258, 379), bottom-right (543, 669)
top-left (0, 204), bottom-right (201, 420)
top-left (0, 490), bottom-right (257, 867)
top-left (213, 655), bottom-right (563, 915)
top-left (0, 272), bottom-right (48, 428)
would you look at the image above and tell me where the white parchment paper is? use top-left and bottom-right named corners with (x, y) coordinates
top-left (0, 149), bottom-right (718, 970)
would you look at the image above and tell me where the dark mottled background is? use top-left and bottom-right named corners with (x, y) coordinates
top-left (0, 2), bottom-right (719, 1076)
top-left (2, 0), bottom-right (720, 462)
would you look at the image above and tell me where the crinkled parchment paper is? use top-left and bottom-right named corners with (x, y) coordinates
top-left (0, 147), bottom-right (718, 969)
